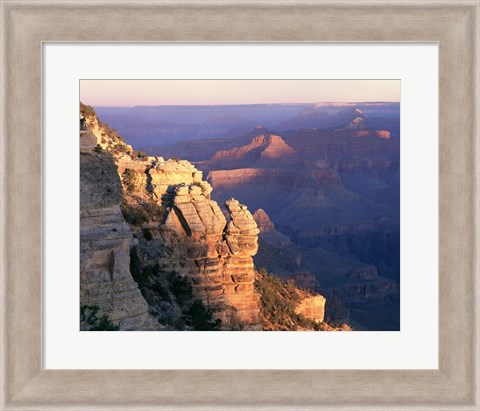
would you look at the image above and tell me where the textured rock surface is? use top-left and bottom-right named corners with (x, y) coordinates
top-left (81, 110), bottom-right (262, 330)
top-left (133, 182), bottom-right (262, 329)
top-left (252, 208), bottom-right (276, 233)
top-left (294, 293), bottom-right (326, 323)
top-left (80, 151), bottom-right (159, 330)
top-left (108, 131), bottom-right (263, 329)
top-left (208, 168), bottom-right (340, 188)
top-left (211, 134), bottom-right (295, 163)
top-left (116, 156), bottom-right (206, 201)
top-left (80, 106), bottom-right (334, 331)
top-left (80, 130), bottom-right (98, 149)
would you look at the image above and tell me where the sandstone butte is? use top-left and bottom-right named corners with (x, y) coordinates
top-left (211, 133), bottom-right (295, 162)
top-left (80, 108), bottom-right (327, 331)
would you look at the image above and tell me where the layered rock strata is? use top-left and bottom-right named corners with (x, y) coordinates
top-left (81, 112), bottom-right (262, 329)
top-left (135, 185), bottom-right (262, 329)
top-left (80, 151), bottom-right (158, 330)
top-left (80, 107), bottom-right (331, 331)
top-left (252, 208), bottom-right (275, 233)
top-left (211, 134), bottom-right (295, 162)
top-left (207, 168), bottom-right (340, 188)
top-left (116, 156), bottom-right (207, 201)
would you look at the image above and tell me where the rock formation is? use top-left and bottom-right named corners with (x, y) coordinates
top-left (207, 168), bottom-right (341, 188)
top-left (116, 156), bottom-right (207, 201)
top-left (80, 103), bottom-right (331, 331)
top-left (80, 150), bottom-right (159, 330)
top-left (252, 208), bottom-right (275, 233)
top-left (294, 293), bottom-right (326, 323)
top-left (210, 134), bottom-right (295, 165)
top-left (98, 136), bottom-right (263, 328)
top-left (129, 179), bottom-right (262, 329)
top-left (254, 270), bottom-right (327, 330)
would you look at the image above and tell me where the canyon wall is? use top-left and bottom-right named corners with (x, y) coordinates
top-left (131, 177), bottom-right (263, 329)
top-left (208, 168), bottom-right (341, 188)
top-left (211, 134), bottom-right (295, 162)
top-left (107, 150), bottom-right (263, 329)
top-left (80, 151), bottom-right (158, 330)
top-left (80, 106), bottom-right (329, 331)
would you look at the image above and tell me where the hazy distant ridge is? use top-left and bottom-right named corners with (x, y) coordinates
top-left (95, 102), bottom-right (399, 148)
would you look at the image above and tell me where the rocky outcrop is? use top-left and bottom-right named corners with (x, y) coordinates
top-left (252, 209), bottom-right (275, 233)
top-left (81, 106), bottom-right (263, 330)
top-left (254, 270), bottom-right (327, 330)
top-left (116, 151), bottom-right (263, 329)
top-left (210, 134), bottom-right (295, 164)
top-left (134, 185), bottom-right (262, 329)
top-left (80, 130), bottom-right (98, 149)
top-left (221, 199), bottom-right (261, 326)
top-left (80, 151), bottom-right (159, 330)
top-left (80, 104), bottom-right (336, 331)
top-left (294, 293), bottom-right (326, 323)
top-left (116, 156), bottom-right (207, 202)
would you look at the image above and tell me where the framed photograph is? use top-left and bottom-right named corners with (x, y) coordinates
top-left (77, 79), bottom-right (401, 333)
top-left (1, 1), bottom-right (478, 410)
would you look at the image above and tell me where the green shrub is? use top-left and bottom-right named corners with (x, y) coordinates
top-left (136, 151), bottom-right (147, 159)
top-left (121, 198), bottom-right (165, 226)
top-left (152, 281), bottom-right (171, 303)
top-left (142, 228), bottom-right (153, 241)
top-left (129, 248), bottom-right (145, 286)
top-left (121, 203), bottom-right (148, 226)
top-left (142, 200), bottom-right (166, 222)
top-left (169, 275), bottom-right (193, 307)
top-left (122, 168), bottom-right (136, 193)
top-left (174, 317), bottom-right (186, 331)
top-left (184, 300), bottom-right (222, 331)
top-left (128, 250), bottom-right (222, 331)
top-left (93, 316), bottom-right (120, 331)
top-left (80, 305), bottom-right (119, 331)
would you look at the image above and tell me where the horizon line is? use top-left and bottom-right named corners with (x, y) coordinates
top-left (84, 101), bottom-right (400, 108)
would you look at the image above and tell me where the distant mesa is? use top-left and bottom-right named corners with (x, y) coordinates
top-left (210, 131), bottom-right (295, 163)
top-left (253, 208), bottom-right (275, 233)
top-left (259, 135), bottom-right (295, 159)
top-left (314, 102), bottom-right (397, 108)
top-left (314, 102), bottom-right (353, 108)
top-left (275, 106), bottom-right (370, 132)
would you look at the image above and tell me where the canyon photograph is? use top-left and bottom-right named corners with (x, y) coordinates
top-left (80, 80), bottom-right (400, 331)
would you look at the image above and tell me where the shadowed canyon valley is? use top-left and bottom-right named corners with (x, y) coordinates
top-left (80, 101), bottom-right (400, 331)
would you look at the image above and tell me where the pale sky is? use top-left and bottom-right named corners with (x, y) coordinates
top-left (80, 80), bottom-right (400, 107)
